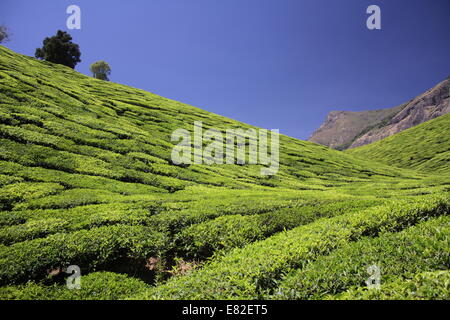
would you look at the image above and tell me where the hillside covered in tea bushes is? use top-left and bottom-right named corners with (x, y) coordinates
top-left (346, 113), bottom-right (450, 173)
top-left (0, 45), bottom-right (448, 300)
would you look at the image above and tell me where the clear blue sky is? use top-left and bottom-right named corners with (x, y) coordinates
top-left (1, 0), bottom-right (449, 139)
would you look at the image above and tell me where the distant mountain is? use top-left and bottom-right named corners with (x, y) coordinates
top-left (308, 78), bottom-right (450, 150)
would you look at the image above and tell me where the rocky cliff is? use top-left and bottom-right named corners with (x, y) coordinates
top-left (308, 78), bottom-right (450, 150)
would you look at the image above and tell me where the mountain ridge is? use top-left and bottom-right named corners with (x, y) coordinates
top-left (308, 78), bottom-right (450, 150)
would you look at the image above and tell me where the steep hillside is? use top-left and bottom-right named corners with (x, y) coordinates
top-left (0, 45), bottom-right (448, 300)
top-left (347, 113), bottom-right (450, 173)
top-left (309, 78), bottom-right (450, 150)
top-left (0, 45), bottom-right (420, 192)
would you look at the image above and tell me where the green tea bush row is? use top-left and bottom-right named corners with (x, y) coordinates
top-left (0, 139), bottom-right (121, 179)
top-left (12, 188), bottom-right (128, 210)
top-left (0, 139), bottom-right (189, 192)
top-left (176, 199), bottom-right (386, 259)
top-left (0, 140), bottom-right (189, 191)
top-left (0, 190), bottom-right (310, 245)
top-left (0, 218), bottom-right (69, 245)
top-left (328, 270), bottom-right (450, 300)
top-left (347, 113), bottom-right (450, 173)
top-left (146, 197), bottom-right (306, 234)
top-left (0, 225), bottom-right (169, 285)
top-left (133, 194), bottom-right (449, 299)
top-left (270, 214), bottom-right (449, 299)
top-left (0, 124), bottom-right (76, 150)
top-left (0, 122), bottom-right (178, 176)
top-left (0, 182), bottom-right (64, 210)
top-left (0, 271), bottom-right (150, 300)
top-left (0, 203), bottom-right (156, 245)
top-left (0, 160), bottom-right (164, 195)
top-left (0, 174), bottom-right (23, 187)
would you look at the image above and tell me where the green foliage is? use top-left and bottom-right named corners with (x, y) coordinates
top-left (134, 195), bottom-right (449, 299)
top-left (347, 113), bottom-right (450, 173)
top-left (0, 45), bottom-right (448, 300)
top-left (0, 272), bottom-right (150, 300)
top-left (329, 270), bottom-right (450, 300)
top-left (0, 225), bottom-right (169, 285)
top-left (271, 215), bottom-right (450, 299)
top-left (35, 30), bottom-right (81, 69)
top-left (176, 199), bottom-right (385, 259)
top-left (90, 60), bottom-right (111, 81)
top-left (0, 182), bottom-right (64, 210)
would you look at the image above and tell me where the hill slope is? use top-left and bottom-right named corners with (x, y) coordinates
top-left (0, 45), bottom-right (448, 300)
top-left (347, 113), bottom-right (450, 173)
top-left (0, 45), bottom-right (409, 191)
top-left (309, 78), bottom-right (450, 150)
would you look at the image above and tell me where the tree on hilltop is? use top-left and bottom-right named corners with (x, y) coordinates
top-left (90, 60), bottom-right (111, 81)
top-left (0, 25), bottom-right (10, 43)
top-left (35, 30), bottom-right (81, 69)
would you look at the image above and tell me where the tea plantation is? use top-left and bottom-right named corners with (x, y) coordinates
top-left (0, 45), bottom-right (448, 300)
top-left (346, 113), bottom-right (450, 173)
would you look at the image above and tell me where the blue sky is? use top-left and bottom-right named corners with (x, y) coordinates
top-left (1, 0), bottom-right (449, 139)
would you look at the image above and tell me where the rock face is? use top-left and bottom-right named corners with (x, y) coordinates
top-left (308, 78), bottom-right (450, 150)
top-left (308, 107), bottom-right (404, 150)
